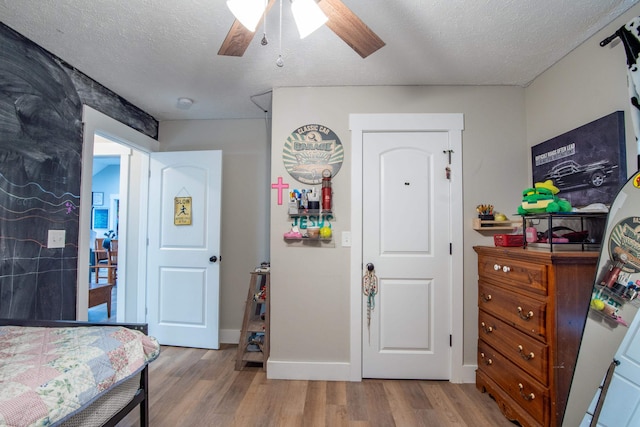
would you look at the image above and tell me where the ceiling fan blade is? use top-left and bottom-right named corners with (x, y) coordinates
top-left (218, 0), bottom-right (277, 57)
top-left (318, 0), bottom-right (385, 58)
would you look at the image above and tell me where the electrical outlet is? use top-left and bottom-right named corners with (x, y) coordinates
top-left (341, 231), bottom-right (352, 247)
top-left (48, 230), bottom-right (66, 249)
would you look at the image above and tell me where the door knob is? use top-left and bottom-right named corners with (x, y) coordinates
top-left (209, 256), bottom-right (218, 263)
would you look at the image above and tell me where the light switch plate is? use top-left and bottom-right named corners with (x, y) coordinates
top-left (48, 230), bottom-right (66, 248)
top-left (341, 231), bottom-right (352, 247)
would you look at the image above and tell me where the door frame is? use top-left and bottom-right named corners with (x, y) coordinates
top-left (349, 113), bottom-right (465, 382)
top-left (78, 106), bottom-right (159, 321)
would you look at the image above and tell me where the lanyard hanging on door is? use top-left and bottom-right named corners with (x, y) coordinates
top-left (362, 263), bottom-right (378, 344)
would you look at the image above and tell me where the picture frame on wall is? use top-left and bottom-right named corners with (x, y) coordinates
top-left (531, 111), bottom-right (626, 207)
top-left (92, 191), bottom-right (104, 206)
top-left (92, 208), bottom-right (109, 229)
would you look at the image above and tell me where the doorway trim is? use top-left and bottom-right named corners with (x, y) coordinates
top-left (78, 106), bottom-right (159, 321)
top-left (349, 113), bottom-right (466, 382)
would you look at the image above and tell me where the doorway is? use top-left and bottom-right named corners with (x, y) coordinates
top-left (88, 138), bottom-right (129, 322)
top-left (349, 113), bottom-right (466, 382)
top-left (77, 106), bottom-right (158, 322)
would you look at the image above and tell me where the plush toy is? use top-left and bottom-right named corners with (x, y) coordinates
top-left (517, 180), bottom-right (572, 214)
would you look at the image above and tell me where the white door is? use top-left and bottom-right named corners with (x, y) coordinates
top-left (147, 150), bottom-right (222, 349)
top-left (362, 131), bottom-right (451, 379)
top-left (582, 308), bottom-right (640, 426)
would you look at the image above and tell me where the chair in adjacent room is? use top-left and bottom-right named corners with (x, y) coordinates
top-left (92, 238), bottom-right (111, 283)
top-left (107, 239), bottom-right (118, 284)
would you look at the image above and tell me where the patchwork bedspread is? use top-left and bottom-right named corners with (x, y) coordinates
top-left (0, 325), bottom-right (160, 427)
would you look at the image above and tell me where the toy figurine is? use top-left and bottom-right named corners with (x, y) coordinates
top-left (517, 180), bottom-right (572, 215)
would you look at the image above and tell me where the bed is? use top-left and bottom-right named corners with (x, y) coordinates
top-left (0, 319), bottom-right (160, 427)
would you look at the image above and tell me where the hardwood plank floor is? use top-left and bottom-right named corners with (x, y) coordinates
top-left (118, 345), bottom-right (515, 427)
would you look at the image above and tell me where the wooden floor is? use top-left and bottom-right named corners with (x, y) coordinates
top-left (118, 345), bottom-right (515, 427)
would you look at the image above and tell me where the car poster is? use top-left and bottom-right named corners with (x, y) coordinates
top-left (531, 111), bottom-right (626, 207)
top-left (283, 124), bottom-right (344, 185)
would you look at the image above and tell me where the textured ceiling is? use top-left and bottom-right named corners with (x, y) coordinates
top-left (1, 0), bottom-right (638, 121)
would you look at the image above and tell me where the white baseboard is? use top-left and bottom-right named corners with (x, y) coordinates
top-left (459, 364), bottom-right (477, 383)
top-left (266, 360), bottom-right (477, 383)
top-left (224, 332), bottom-right (477, 384)
top-left (220, 329), bottom-right (240, 344)
top-left (267, 359), bottom-right (352, 381)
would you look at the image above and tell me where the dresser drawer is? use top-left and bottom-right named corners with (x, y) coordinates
top-left (478, 254), bottom-right (548, 296)
top-left (478, 340), bottom-right (549, 425)
top-left (479, 281), bottom-right (547, 341)
top-left (478, 310), bottom-right (548, 385)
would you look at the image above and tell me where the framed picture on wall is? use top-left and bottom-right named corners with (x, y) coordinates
top-left (92, 208), bottom-right (109, 229)
top-left (531, 111), bottom-right (626, 207)
top-left (92, 192), bottom-right (104, 206)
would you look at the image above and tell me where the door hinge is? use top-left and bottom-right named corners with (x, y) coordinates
top-left (450, 335), bottom-right (452, 347)
top-left (449, 243), bottom-right (452, 255)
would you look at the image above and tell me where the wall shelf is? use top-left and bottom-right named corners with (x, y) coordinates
top-left (287, 210), bottom-right (334, 245)
top-left (472, 218), bottom-right (520, 231)
top-left (283, 237), bottom-right (335, 248)
top-left (289, 210), bottom-right (333, 218)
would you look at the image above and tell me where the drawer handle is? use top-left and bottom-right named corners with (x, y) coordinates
top-left (517, 306), bottom-right (534, 320)
top-left (493, 264), bottom-right (511, 273)
top-left (518, 345), bottom-right (535, 360)
top-left (481, 293), bottom-right (492, 302)
top-left (518, 383), bottom-right (535, 401)
top-left (480, 352), bottom-right (493, 365)
top-left (481, 322), bottom-right (493, 333)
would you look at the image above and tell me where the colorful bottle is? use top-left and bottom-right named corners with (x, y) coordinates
top-left (601, 253), bottom-right (628, 288)
top-left (322, 169), bottom-right (332, 211)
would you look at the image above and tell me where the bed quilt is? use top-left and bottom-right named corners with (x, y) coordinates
top-left (0, 325), bottom-right (160, 427)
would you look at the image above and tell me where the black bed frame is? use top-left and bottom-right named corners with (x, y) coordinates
top-left (0, 319), bottom-right (151, 427)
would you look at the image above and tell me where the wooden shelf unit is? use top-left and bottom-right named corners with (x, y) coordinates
top-left (235, 271), bottom-right (270, 371)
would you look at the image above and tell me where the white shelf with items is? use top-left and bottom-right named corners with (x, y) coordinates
top-left (283, 210), bottom-right (335, 246)
top-left (589, 283), bottom-right (640, 329)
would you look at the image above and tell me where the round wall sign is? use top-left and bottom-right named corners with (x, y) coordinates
top-left (608, 216), bottom-right (640, 273)
top-left (283, 124), bottom-right (344, 184)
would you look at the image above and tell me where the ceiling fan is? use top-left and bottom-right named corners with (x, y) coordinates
top-left (218, 0), bottom-right (385, 58)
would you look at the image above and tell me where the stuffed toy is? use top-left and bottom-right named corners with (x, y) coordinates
top-left (517, 180), bottom-right (572, 214)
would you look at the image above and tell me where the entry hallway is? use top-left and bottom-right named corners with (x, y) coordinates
top-left (119, 345), bottom-right (515, 426)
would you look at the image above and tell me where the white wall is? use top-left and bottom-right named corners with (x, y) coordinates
top-left (526, 5), bottom-right (638, 177)
top-left (269, 86), bottom-right (528, 374)
top-left (91, 164), bottom-right (120, 235)
top-left (158, 118), bottom-right (270, 339)
top-left (524, 4), bottom-right (640, 426)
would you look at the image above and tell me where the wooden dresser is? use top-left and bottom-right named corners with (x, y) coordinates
top-left (474, 246), bottom-right (599, 427)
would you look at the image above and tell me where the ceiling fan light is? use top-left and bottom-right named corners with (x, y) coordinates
top-left (226, 0), bottom-right (266, 32)
top-left (291, 0), bottom-right (328, 39)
